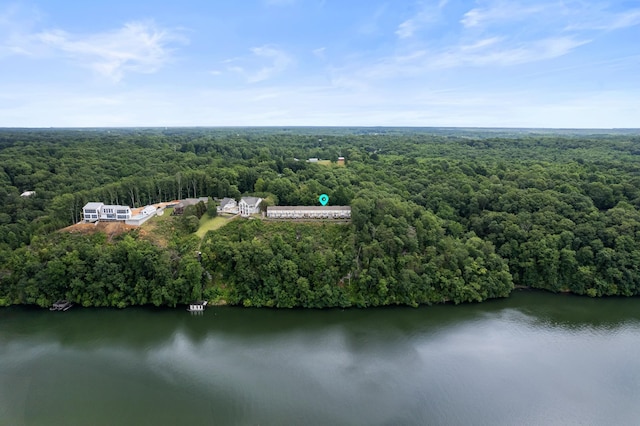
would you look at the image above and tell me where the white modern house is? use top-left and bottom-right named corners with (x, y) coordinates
top-left (266, 206), bottom-right (351, 219)
top-left (82, 202), bottom-right (132, 222)
top-left (217, 197), bottom-right (238, 214)
top-left (104, 205), bottom-right (132, 221)
top-left (20, 190), bottom-right (36, 197)
top-left (83, 202), bottom-right (103, 222)
top-left (239, 197), bottom-right (263, 217)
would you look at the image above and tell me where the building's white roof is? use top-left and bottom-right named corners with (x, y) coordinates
top-left (240, 197), bottom-right (262, 207)
top-left (267, 206), bottom-right (351, 211)
top-left (219, 197), bottom-right (237, 208)
top-left (103, 204), bottom-right (130, 210)
top-left (20, 191), bottom-right (36, 197)
top-left (83, 202), bottom-right (104, 210)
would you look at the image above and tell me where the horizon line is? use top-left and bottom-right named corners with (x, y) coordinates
top-left (1, 126), bottom-right (639, 131)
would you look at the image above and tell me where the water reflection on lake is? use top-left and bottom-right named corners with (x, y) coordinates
top-left (2, 291), bottom-right (640, 425)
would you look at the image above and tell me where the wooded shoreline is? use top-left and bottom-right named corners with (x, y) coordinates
top-left (2, 128), bottom-right (640, 308)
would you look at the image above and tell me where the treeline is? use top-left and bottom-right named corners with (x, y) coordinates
top-left (3, 128), bottom-right (640, 308)
top-left (199, 199), bottom-right (511, 308)
top-left (382, 156), bottom-right (640, 297)
top-left (202, 221), bottom-right (355, 308)
top-left (0, 231), bottom-right (204, 308)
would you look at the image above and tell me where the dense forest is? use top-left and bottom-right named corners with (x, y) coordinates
top-left (2, 127), bottom-right (640, 308)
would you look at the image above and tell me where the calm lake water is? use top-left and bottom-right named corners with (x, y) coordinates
top-left (2, 291), bottom-right (640, 426)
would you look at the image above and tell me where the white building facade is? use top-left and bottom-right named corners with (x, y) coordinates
top-left (102, 205), bottom-right (132, 221)
top-left (83, 202), bottom-right (103, 222)
top-left (239, 197), bottom-right (263, 217)
top-left (82, 202), bottom-right (132, 223)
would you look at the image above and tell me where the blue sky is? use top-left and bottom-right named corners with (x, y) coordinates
top-left (0, 0), bottom-right (638, 127)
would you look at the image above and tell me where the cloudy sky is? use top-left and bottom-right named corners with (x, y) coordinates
top-left (1, 0), bottom-right (638, 127)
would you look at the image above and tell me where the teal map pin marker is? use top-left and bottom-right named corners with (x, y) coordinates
top-left (319, 194), bottom-right (329, 206)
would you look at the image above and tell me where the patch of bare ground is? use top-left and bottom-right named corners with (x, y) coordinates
top-left (60, 221), bottom-right (137, 242)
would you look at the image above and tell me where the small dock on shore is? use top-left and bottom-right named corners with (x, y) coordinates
top-left (50, 300), bottom-right (73, 311)
top-left (187, 300), bottom-right (207, 313)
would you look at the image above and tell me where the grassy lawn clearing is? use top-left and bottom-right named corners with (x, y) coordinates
top-left (196, 215), bottom-right (231, 238)
top-left (138, 207), bottom-right (177, 247)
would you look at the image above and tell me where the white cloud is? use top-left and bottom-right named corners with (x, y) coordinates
top-left (333, 35), bottom-right (587, 85)
top-left (2, 83), bottom-right (638, 128)
top-left (566, 7), bottom-right (640, 31)
top-left (396, 2), bottom-right (445, 39)
top-left (460, 1), bottom-right (640, 32)
top-left (608, 9), bottom-right (640, 29)
top-left (313, 47), bottom-right (326, 59)
top-left (396, 18), bottom-right (420, 39)
top-left (461, 2), bottom-right (546, 28)
top-left (1, 0), bottom-right (638, 128)
top-left (459, 37), bottom-right (502, 51)
top-left (433, 36), bottom-right (589, 68)
top-left (34, 21), bottom-right (186, 82)
top-left (359, 4), bottom-right (388, 36)
top-left (373, 0), bottom-right (618, 80)
top-left (0, 3), bottom-right (45, 57)
top-left (228, 45), bottom-right (293, 83)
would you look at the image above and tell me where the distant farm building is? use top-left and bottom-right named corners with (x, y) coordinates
top-left (337, 157), bottom-right (345, 166)
top-left (20, 190), bottom-right (36, 197)
top-left (266, 206), bottom-right (351, 219)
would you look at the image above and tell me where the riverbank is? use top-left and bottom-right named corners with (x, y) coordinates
top-left (4, 287), bottom-right (637, 312)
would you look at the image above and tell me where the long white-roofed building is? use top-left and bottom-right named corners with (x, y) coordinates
top-left (266, 205), bottom-right (351, 219)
